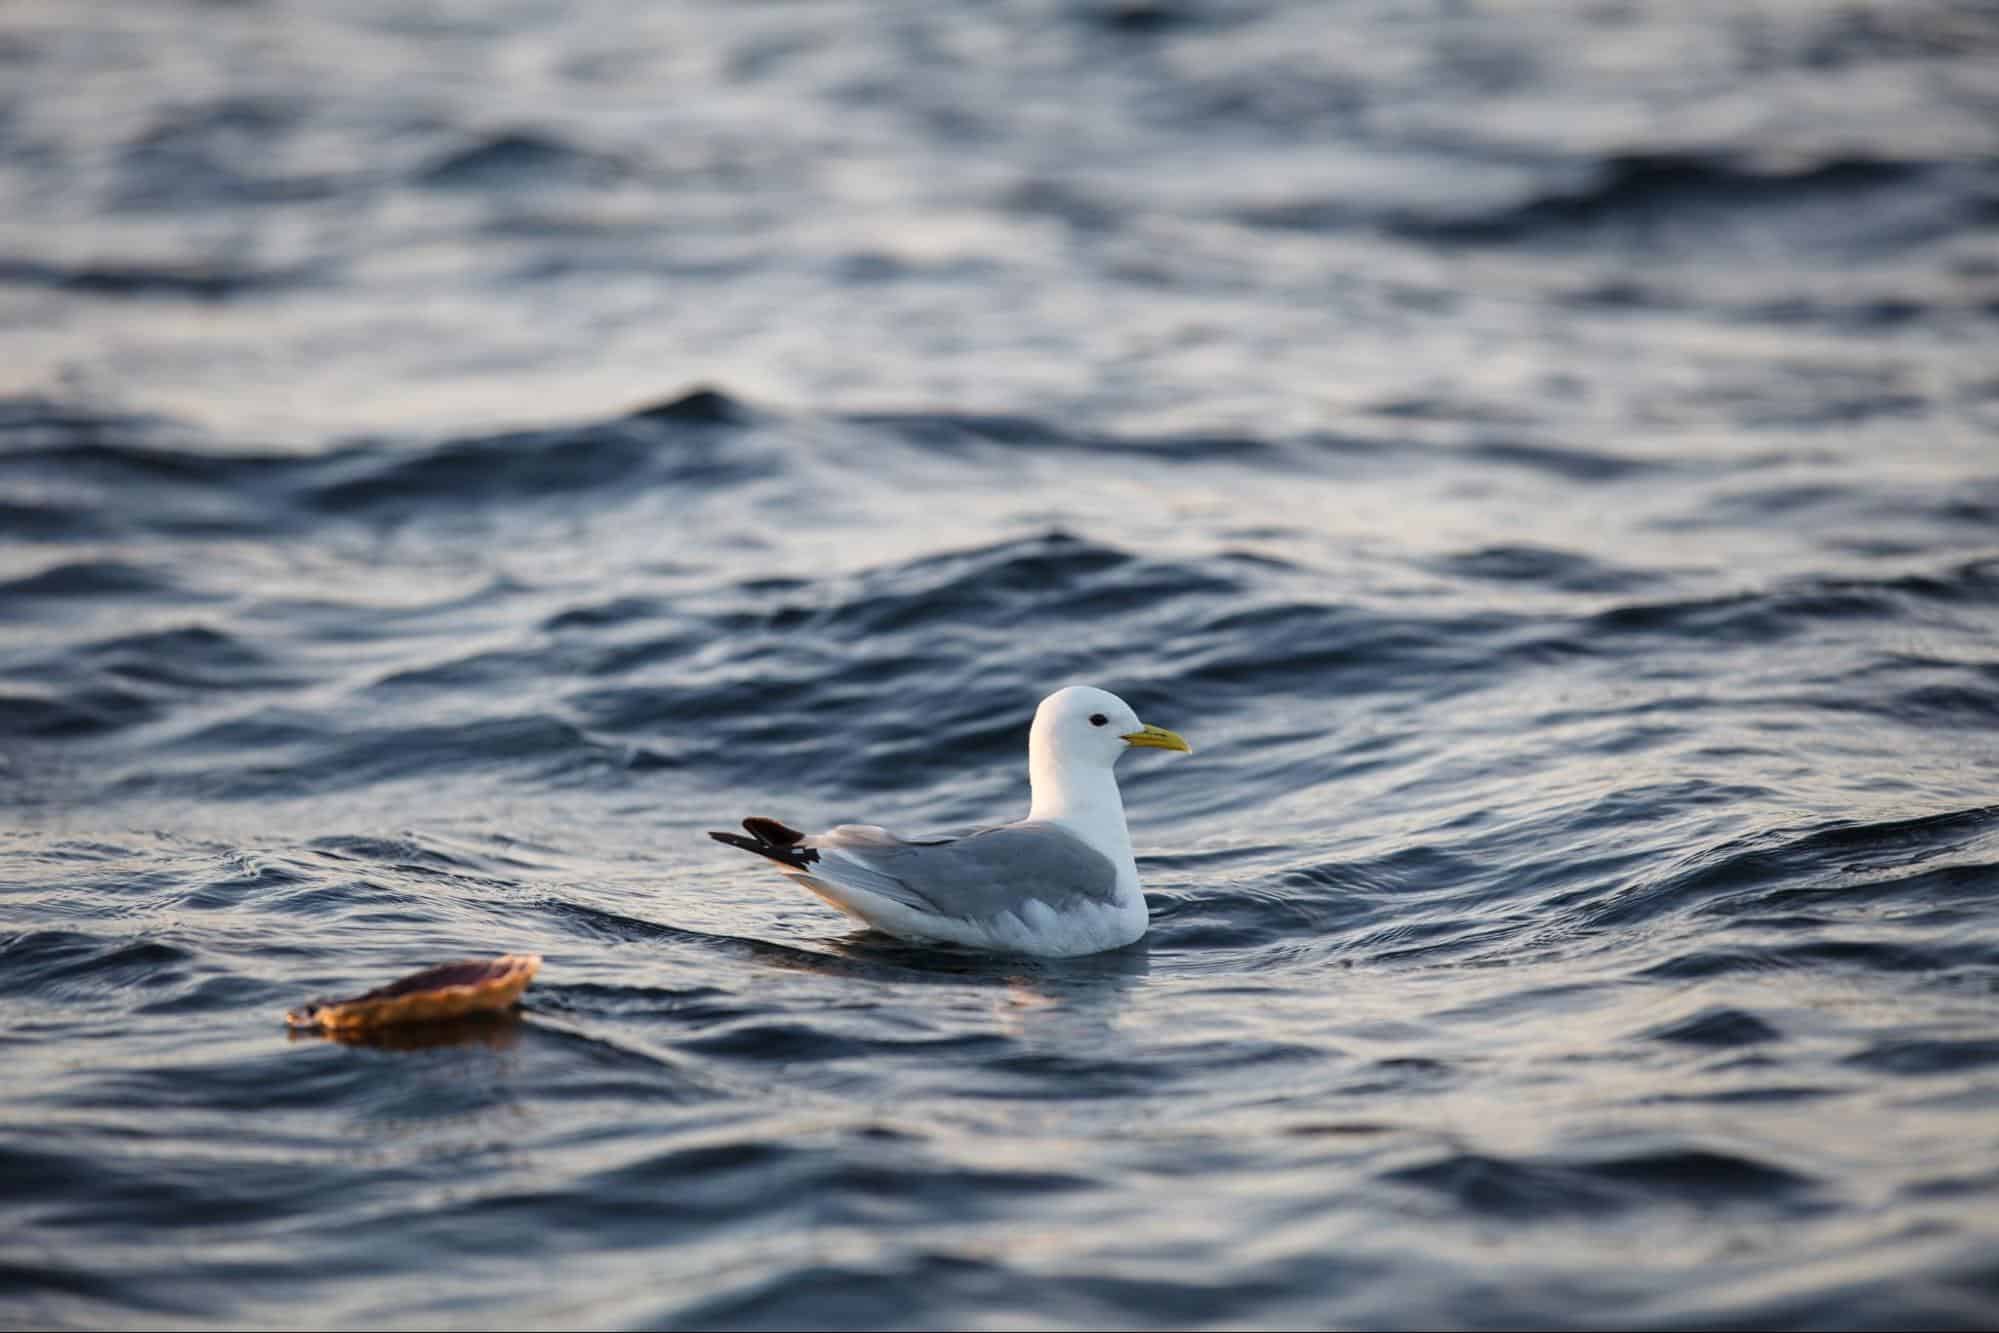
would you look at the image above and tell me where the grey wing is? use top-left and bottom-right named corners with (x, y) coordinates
top-left (814, 821), bottom-right (1121, 922)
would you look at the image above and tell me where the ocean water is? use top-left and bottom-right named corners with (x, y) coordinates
top-left (5, 1), bottom-right (1999, 1328)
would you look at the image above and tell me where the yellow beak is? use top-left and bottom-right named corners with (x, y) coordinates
top-left (1121, 724), bottom-right (1191, 754)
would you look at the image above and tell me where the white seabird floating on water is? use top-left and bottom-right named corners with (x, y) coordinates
top-left (709, 685), bottom-right (1191, 957)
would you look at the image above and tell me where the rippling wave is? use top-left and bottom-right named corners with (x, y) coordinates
top-left (5, 0), bottom-right (1998, 1328)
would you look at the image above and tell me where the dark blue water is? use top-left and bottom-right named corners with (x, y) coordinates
top-left (5, 2), bottom-right (1999, 1328)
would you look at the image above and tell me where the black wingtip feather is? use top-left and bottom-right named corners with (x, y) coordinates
top-left (708, 817), bottom-right (818, 868)
top-left (742, 817), bottom-right (805, 846)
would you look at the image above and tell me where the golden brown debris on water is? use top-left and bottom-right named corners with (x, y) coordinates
top-left (284, 954), bottom-right (541, 1033)
top-left (287, 1011), bottom-right (526, 1052)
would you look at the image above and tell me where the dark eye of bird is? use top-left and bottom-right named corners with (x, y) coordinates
top-left (1089, 713), bottom-right (1108, 727)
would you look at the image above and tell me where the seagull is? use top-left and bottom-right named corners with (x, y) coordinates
top-left (708, 685), bottom-right (1190, 957)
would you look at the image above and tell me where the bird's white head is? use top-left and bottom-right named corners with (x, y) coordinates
top-left (1026, 685), bottom-right (1190, 824)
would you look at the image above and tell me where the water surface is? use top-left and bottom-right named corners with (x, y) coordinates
top-left (4, 2), bottom-right (1998, 1328)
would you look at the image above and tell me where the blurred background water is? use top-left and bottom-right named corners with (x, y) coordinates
top-left (4, 1), bottom-right (1998, 1328)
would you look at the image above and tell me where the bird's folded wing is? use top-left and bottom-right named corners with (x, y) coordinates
top-left (813, 821), bottom-right (1121, 921)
